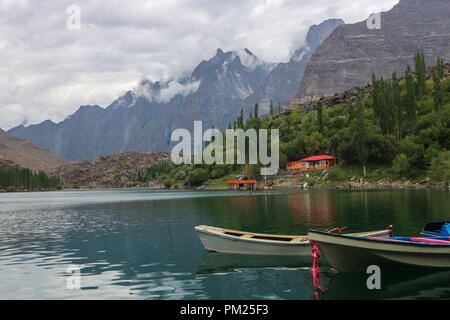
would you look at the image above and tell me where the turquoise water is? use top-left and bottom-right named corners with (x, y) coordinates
top-left (0, 188), bottom-right (449, 300)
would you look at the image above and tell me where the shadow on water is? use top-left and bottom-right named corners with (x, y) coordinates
top-left (320, 268), bottom-right (450, 300)
top-left (196, 251), bottom-right (313, 275)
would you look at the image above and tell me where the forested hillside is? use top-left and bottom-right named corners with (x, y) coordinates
top-left (242, 54), bottom-right (450, 183)
top-left (140, 54), bottom-right (450, 189)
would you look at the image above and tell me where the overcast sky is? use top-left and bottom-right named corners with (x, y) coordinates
top-left (0, 0), bottom-right (399, 130)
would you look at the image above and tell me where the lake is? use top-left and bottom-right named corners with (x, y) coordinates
top-left (0, 188), bottom-right (449, 300)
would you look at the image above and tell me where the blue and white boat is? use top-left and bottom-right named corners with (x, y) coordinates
top-left (421, 222), bottom-right (450, 237)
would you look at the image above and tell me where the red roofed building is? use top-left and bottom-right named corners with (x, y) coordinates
top-left (286, 155), bottom-right (338, 171)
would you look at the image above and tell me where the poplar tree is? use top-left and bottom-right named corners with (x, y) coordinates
top-left (238, 109), bottom-right (244, 128)
top-left (354, 89), bottom-right (367, 175)
top-left (415, 52), bottom-right (426, 99)
top-left (391, 72), bottom-right (401, 141)
top-left (436, 56), bottom-right (445, 80)
top-left (433, 70), bottom-right (443, 112)
top-left (317, 98), bottom-right (324, 134)
top-left (269, 100), bottom-right (274, 116)
top-left (404, 66), bottom-right (417, 135)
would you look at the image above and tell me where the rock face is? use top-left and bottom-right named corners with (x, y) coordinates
top-left (298, 0), bottom-right (450, 99)
top-left (51, 152), bottom-right (170, 188)
top-left (240, 19), bottom-right (344, 112)
top-left (0, 128), bottom-right (68, 171)
top-left (9, 49), bottom-right (273, 161)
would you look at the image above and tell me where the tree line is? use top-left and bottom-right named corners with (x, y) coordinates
top-left (0, 166), bottom-right (62, 191)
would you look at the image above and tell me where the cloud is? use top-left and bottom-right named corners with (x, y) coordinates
top-left (0, 0), bottom-right (399, 130)
top-left (158, 80), bottom-right (201, 103)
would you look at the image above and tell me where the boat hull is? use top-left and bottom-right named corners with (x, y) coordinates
top-left (195, 225), bottom-right (391, 257)
top-left (196, 226), bottom-right (310, 256)
top-left (308, 230), bottom-right (450, 272)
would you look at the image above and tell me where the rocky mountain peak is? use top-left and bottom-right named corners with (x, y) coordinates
top-left (239, 18), bottom-right (344, 114)
top-left (298, 0), bottom-right (450, 98)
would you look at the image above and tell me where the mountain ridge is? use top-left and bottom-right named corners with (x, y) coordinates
top-left (298, 0), bottom-right (450, 99)
top-left (0, 128), bottom-right (69, 171)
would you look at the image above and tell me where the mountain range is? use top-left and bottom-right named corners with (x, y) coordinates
top-left (8, 0), bottom-right (450, 163)
top-left (8, 19), bottom-right (343, 161)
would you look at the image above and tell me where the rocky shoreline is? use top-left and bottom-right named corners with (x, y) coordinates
top-left (264, 174), bottom-right (448, 191)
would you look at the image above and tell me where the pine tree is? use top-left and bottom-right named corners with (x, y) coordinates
top-left (254, 103), bottom-right (259, 119)
top-left (269, 100), bottom-right (273, 116)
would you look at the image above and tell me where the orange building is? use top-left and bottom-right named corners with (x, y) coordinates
top-left (286, 155), bottom-right (338, 171)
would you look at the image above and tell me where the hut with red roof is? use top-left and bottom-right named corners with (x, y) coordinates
top-left (286, 155), bottom-right (338, 171)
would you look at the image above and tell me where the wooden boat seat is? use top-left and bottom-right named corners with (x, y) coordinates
top-left (291, 237), bottom-right (308, 242)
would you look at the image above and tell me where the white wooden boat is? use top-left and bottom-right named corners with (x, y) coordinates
top-left (308, 229), bottom-right (450, 272)
top-left (195, 225), bottom-right (392, 256)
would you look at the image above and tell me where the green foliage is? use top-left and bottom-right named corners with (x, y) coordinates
top-left (317, 98), bottom-right (324, 134)
top-left (391, 154), bottom-right (410, 177)
top-left (327, 167), bottom-right (349, 182)
top-left (161, 175), bottom-right (174, 189)
top-left (137, 161), bottom-right (175, 181)
top-left (415, 52), bottom-right (427, 99)
top-left (399, 136), bottom-right (425, 169)
top-left (404, 66), bottom-right (417, 134)
top-left (225, 52), bottom-right (448, 180)
top-left (433, 70), bottom-right (443, 112)
top-left (0, 166), bottom-right (62, 191)
top-left (437, 57), bottom-right (445, 80)
top-left (428, 151), bottom-right (450, 183)
top-left (187, 168), bottom-right (209, 186)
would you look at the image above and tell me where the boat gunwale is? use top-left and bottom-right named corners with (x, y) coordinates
top-left (308, 229), bottom-right (450, 248)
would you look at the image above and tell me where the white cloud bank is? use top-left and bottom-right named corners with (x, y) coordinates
top-left (0, 0), bottom-right (399, 130)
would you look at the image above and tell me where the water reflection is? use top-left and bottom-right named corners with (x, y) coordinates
top-left (321, 268), bottom-right (450, 300)
top-left (286, 192), bottom-right (337, 227)
top-left (0, 188), bottom-right (448, 299)
top-left (197, 252), bottom-right (312, 275)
